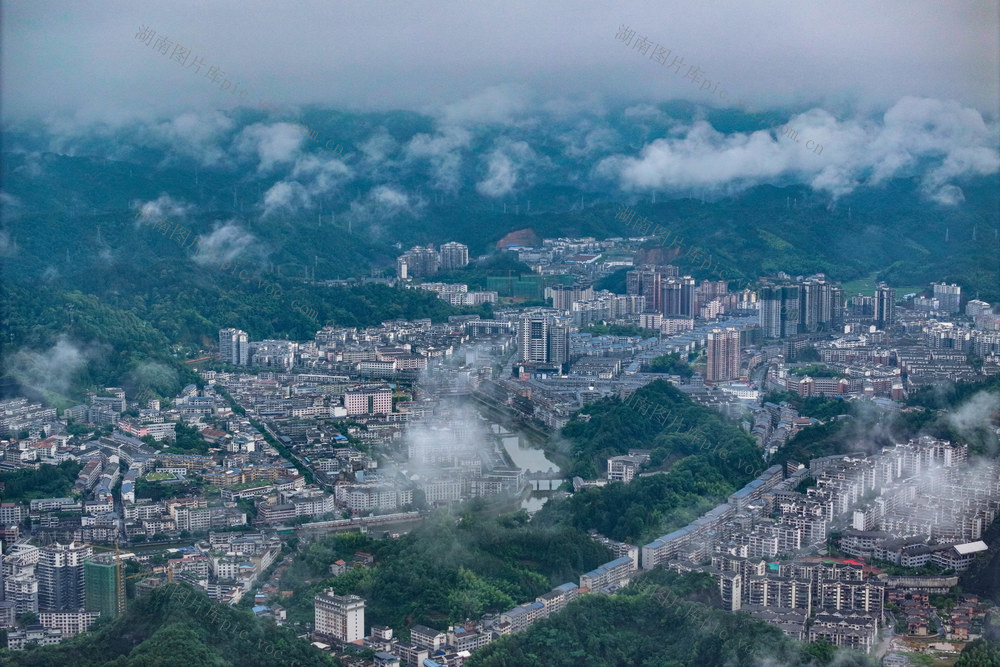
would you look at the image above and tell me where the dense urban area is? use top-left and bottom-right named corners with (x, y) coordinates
top-left (4, 4), bottom-right (999, 666)
top-left (1, 232), bottom-right (999, 666)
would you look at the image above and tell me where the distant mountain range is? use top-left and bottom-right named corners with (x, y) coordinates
top-left (1, 100), bottom-right (997, 400)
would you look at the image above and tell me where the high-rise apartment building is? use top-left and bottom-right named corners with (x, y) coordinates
top-left (697, 280), bottom-right (729, 305)
top-left (518, 316), bottom-right (550, 363)
top-left (760, 280), bottom-right (841, 338)
top-left (932, 282), bottom-right (962, 313)
top-left (548, 285), bottom-right (595, 311)
top-left (759, 285), bottom-right (797, 338)
top-left (707, 328), bottom-right (742, 382)
top-left (37, 542), bottom-right (92, 611)
top-left (4, 574), bottom-right (37, 615)
top-left (627, 265), bottom-right (679, 312)
top-left (547, 323), bottom-right (570, 368)
top-left (799, 280), bottom-right (841, 333)
top-left (438, 242), bottom-right (469, 270)
top-left (850, 294), bottom-right (874, 319)
top-left (874, 284), bottom-right (896, 330)
top-left (314, 590), bottom-right (365, 642)
top-left (661, 276), bottom-right (697, 317)
top-left (85, 555), bottom-right (126, 618)
top-left (3, 544), bottom-right (39, 614)
top-left (218, 328), bottom-right (249, 366)
top-left (397, 246), bottom-right (439, 278)
top-left (344, 387), bottom-right (393, 415)
top-left (517, 316), bottom-right (571, 370)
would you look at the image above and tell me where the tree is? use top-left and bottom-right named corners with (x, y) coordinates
top-left (797, 346), bottom-right (822, 362)
top-left (956, 638), bottom-right (1000, 666)
top-left (646, 353), bottom-right (693, 377)
top-left (17, 611), bottom-right (38, 625)
top-left (804, 639), bottom-right (836, 665)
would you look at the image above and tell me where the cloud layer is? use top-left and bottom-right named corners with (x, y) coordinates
top-left (597, 97), bottom-right (999, 201)
top-left (2, 1), bottom-right (997, 120)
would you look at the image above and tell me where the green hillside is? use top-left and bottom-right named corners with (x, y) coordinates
top-left (0, 584), bottom-right (336, 666)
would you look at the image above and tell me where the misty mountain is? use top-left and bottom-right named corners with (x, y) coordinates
top-left (1, 100), bottom-right (997, 401)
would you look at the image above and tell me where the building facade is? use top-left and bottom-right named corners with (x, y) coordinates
top-left (314, 590), bottom-right (365, 642)
top-left (219, 329), bottom-right (249, 366)
top-left (85, 556), bottom-right (126, 618)
top-left (37, 542), bottom-right (92, 611)
top-left (707, 327), bottom-right (741, 382)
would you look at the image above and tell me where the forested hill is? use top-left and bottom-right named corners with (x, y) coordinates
top-left (534, 380), bottom-right (764, 544)
top-left (553, 379), bottom-right (761, 479)
top-left (0, 584), bottom-right (336, 666)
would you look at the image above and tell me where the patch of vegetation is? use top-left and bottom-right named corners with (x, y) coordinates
top-left (645, 352), bottom-right (693, 377)
top-left (0, 461), bottom-right (81, 503)
top-left (281, 503), bottom-right (610, 634)
top-left (0, 583), bottom-right (334, 666)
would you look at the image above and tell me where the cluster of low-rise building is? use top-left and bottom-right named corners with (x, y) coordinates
top-left (313, 578), bottom-right (585, 666)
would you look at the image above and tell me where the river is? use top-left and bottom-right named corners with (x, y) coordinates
top-left (489, 424), bottom-right (564, 513)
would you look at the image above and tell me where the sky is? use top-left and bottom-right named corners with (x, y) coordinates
top-left (2, 0), bottom-right (999, 123)
top-left (2, 1), bottom-right (998, 210)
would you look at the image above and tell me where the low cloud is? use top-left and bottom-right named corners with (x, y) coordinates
top-left (598, 97), bottom-right (999, 203)
top-left (261, 154), bottom-right (352, 217)
top-left (439, 85), bottom-right (532, 127)
top-left (150, 111), bottom-right (235, 167)
top-left (192, 221), bottom-right (257, 265)
top-left (477, 151), bottom-right (518, 197)
top-left (947, 391), bottom-right (1000, 455)
top-left (126, 361), bottom-right (179, 398)
top-left (404, 126), bottom-right (472, 193)
top-left (346, 185), bottom-right (425, 232)
top-left (133, 194), bottom-right (193, 225)
top-left (475, 139), bottom-right (550, 198)
top-left (0, 192), bottom-right (25, 223)
top-left (262, 181), bottom-right (312, 217)
top-left (0, 229), bottom-right (14, 258)
top-left (5, 335), bottom-right (97, 400)
top-left (235, 122), bottom-right (305, 172)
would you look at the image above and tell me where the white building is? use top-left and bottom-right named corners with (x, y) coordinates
top-left (219, 329), bottom-right (249, 366)
top-left (314, 590), bottom-right (365, 642)
top-left (38, 610), bottom-right (100, 638)
top-left (344, 387), bottom-right (393, 415)
top-left (607, 455), bottom-right (646, 483)
top-left (6, 624), bottom-right (63, 650)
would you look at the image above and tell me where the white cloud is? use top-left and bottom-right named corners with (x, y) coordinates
top-left (5, 335), bottom-right (97, 399)
top-left (439, 85), bottom-right (532, 127)
top-left (405, 126), bottom-right (472, 193)
top-left (476, 151), bottom-right (518, 197)
top-left (359, 128), bottom-right (400, 164)
top-left (235, 122), bottom-right (305, 172)
top-left (475, 139), bottom-right (550, 198)
top-left (289, 155), bottom-right (352, 194)
top-left (599, 97), bottom-right (999, 202)
top-left (150, 111), bottom-right (235, 166)
top-left (192, 221), bottom-right (257, 265)
top-left (346, 185), bottom-right (425, 230)
top-left (133, 194), bottom-right (192, 224)
top-left (260, 155), bottom-right (353, 216)
top-left (0, 192), bottom-right (24, 223)
top-left (262, 181), bottom-right (312, 217)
